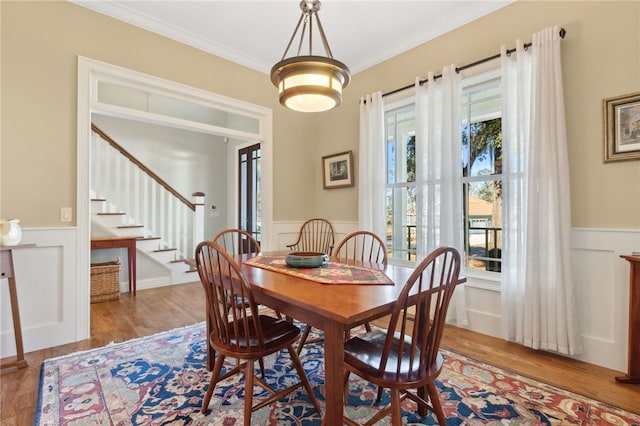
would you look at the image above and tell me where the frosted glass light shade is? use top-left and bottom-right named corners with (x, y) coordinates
top-left (271, 56), bottom-right (350, 113)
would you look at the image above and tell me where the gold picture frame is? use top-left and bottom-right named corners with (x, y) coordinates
top-left (322, 151), bottom-right (354, 189)
top-left (604, 92), bottom-right (640, 162)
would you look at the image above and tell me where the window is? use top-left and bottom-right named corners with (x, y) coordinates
top-left (461, 77), bottom-right (502, 272)
top-left (384, 71), bottom-right (502, 273)
top-left (385, 105), bottom-right (416, 262)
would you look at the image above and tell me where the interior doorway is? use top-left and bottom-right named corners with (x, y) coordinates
top-left (77, 56), bottom-right (274, 341)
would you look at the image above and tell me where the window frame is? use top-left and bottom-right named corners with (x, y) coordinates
top-left (382, 70), bottom-right (503, 289)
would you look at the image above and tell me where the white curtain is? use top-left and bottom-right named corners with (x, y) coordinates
top-left (415, 66), bottom-right (467, 326)
top-left (501, 27), bottom-right (582, 355)
top-left (358, 92), bottom-right (386, 239)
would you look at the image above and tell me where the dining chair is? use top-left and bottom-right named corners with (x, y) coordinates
top-left (210, 229), bottom-right (282, 375)
top-left (286, 218), bottom-right (335, 352)
top-left (195, 241), bottom-right (322, 425)
top-left (286, 218), bottom-right (335, 254)
top-left (213, 229), bottom-right (280, 318)
top-left (342, 246), bottom-right (461, 426)
top-left (333, 230), bottom-right (388, 267)
top-left (296, 230), bottom-right (388, 355)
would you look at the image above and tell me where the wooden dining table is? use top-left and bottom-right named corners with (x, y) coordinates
top-left (233, 251), bottom-right (465, 425)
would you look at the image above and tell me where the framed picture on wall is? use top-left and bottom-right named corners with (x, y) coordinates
top-left (322, 151), bottom-right (354, 189)
top-left (604, 92), bottom-right (640, 162)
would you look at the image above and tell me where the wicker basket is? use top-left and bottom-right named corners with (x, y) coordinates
top-left (90, 261), bottom-right (121, 303)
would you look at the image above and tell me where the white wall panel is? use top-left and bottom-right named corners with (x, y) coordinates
top-left (569, 228), bottom-right (640, 371)
top-left (1, 227), bottom-right (80, 358)
top-left (459, 227), bottom-right (640, 372)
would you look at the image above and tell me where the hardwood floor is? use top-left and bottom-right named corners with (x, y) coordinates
top-left (1, 281), bottom-right (638, 425)
top-left (439, 325), bottom-right (640, 415)
top-left (0, 282), bottom-right (206, 425)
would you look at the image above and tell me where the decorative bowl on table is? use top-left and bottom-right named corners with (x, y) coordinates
top-left (285, 252), bottom-right (329, 268)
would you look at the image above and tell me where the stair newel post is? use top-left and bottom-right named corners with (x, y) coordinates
top-left (192, 192), bottom-right (205, 256)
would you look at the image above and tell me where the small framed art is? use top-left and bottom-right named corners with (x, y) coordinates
top-left (604, 92), bottom-right (640, 162)
top-left (322, 151), bottom-right (354, 189)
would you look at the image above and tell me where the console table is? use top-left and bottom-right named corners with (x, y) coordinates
top-left (617, 255), bottom-right (640, 384)
top-left (90, 236), bottom-right (137, 295)
top-left (0, 244), bottom-right (36, 370)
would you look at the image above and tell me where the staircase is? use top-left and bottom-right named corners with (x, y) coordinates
top-left (90, 124), bottom-right (205, 288)
top-left (90, 198), bottom-right (199, 286)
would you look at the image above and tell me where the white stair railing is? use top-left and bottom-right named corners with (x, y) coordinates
top-left (91, 124), bottom-right (205, 262)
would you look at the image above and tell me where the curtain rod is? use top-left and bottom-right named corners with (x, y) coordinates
top-left (381, 28), bottom-right (566, 99)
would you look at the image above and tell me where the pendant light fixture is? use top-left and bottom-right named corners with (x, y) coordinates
top-left (270, 0), bottom-right (350, 113)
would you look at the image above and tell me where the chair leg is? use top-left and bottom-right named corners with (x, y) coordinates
top-left (296, 324), bottom-right (313, 355)
top-left (258, 357), bottom-right (266, 378)
top-left (343, 371), bottom-right (350, 405)
top-left (364, 322), bottom-right (372, 332)
top-left (390, 389), bottom-right (402, 425)
top-left (244, 360), bottom-right (255, 426)
top-left (375, 386), bottom-right (384, 404)
top-left (426, 381), bottom-right (446, 425)
top-left (287, 345), bottom-right (322, 415)
top-left (206, 317), bottom-right (214, 371)
top-left (201, 354), bottom-right (226, 414)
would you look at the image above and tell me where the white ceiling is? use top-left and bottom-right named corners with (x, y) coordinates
top-left (73, 0), bottom-right (513, 75)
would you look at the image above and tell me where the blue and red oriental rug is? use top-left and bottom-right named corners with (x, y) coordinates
top-left (35, 322), bottom-right (640, 425)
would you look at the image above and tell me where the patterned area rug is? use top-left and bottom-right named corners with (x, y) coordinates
top-left (35, 322), bottom-right (640, 425)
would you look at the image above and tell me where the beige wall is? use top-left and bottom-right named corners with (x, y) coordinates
top-left (323, 0), bottom-right (640, 229)
top-left (2, 1), bottom-right (639, 229)
top-left (0, 1), bottom-right (315, 226)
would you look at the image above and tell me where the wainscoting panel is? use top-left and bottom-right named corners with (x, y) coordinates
top-left (569, 228), bottom-right (640, 371)
top-left (0, 227), bottom-right (81, 359)
top-left (3, 224), bottom-right (637, 372)
top-left (461, 228), bottom-right (640, 371)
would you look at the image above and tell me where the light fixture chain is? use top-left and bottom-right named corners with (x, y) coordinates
top-left (280, 12), bottom-right (306, 61)
top-left (297, 15), bottom-right (309, 57)
top-left (308, 10), bottom-right (313, 56)
top-left (314, 13), bottom-right (333, 58)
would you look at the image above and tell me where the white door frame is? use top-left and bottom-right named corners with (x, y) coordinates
top-left (76, 56), bottom-right (273, 339)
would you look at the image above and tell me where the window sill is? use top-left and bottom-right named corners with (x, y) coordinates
top-left (461, 269), bottom-right (501, 292)
top-left (389, 261), bottom-right (502, 292)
